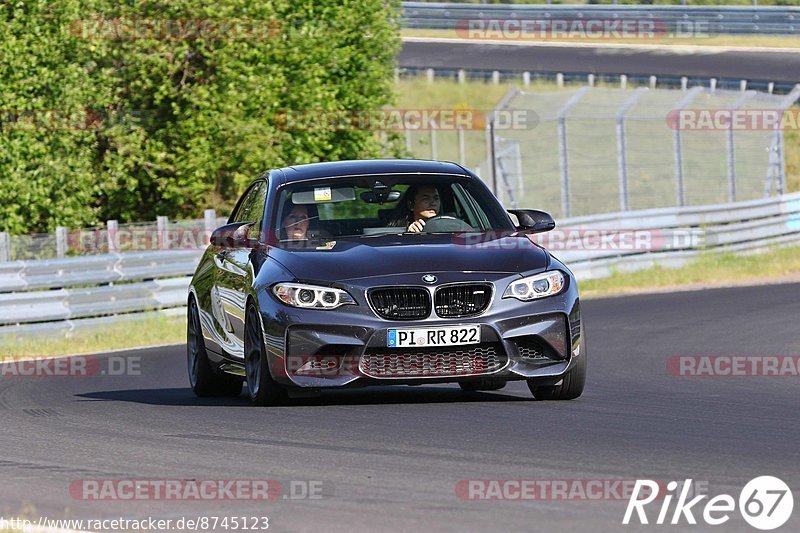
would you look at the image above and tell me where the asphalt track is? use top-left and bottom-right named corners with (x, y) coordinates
top-left (399, 39), bottom-right (800, 83)
top-left (1, 282), bottom-right (799, 532)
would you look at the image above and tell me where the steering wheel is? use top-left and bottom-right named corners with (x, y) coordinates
top-left (422, 215), bottom-right (473, 233)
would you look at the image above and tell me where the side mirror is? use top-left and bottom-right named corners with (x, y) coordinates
top-left (508, 209), bottom-right (556, 233)
top-left (210, 222), bottom-right (257, 249)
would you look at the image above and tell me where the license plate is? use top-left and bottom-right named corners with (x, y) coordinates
top-left (387, 325), bottom-right (480, 348)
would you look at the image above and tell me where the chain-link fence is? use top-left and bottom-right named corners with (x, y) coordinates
top-left (482, 85), bottom-right (800, 218)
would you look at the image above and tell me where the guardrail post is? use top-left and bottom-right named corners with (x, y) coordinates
top-left (523, 71), bottom-right (530, 88)
top-left (55, 226), bottom-right (68, 258)
top-left (425, 68), bottom-right (434, 83)
top-left (620, 75), bottom-right (627, 89)
top-left (157, 216), bottom-right (169, 250)
top-left (491, 71), bottom-right (500, 85)
top-left (556, 73), bottom-right (564, 87)
top-left (587, 74), bottom-right (595, 87)
top-left (710, 78), bottom-right (717, 93)
top-left (107, 220), bottom-right (119, 253)
top-left (649, 76), bottom-right (657, 89)
top-left (0, 232), bottom-right (10, 262)
top-left (457, 69), bottom-right (465, 84)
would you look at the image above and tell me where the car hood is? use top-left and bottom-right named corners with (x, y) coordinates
top-left (266, 233), bottom-right (550, 282)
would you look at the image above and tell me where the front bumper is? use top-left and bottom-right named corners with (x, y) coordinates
top-left (255, 269), bottom-right (583, 389)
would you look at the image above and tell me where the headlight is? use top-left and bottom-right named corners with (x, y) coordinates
top-left (503, 271), bottom-right (565, 301)
top-left (272, 283), bottom-right (356, 309)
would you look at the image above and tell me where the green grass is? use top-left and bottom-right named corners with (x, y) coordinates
top-left (0, 311), bottom-right (186, 358)
top-left (402, 29), bottom-right (800, 49)
top-left (580, 244), bottom-right (800, 299)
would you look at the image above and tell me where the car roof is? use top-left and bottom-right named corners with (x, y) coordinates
top-left (275, 159), bottom-right (470, 184)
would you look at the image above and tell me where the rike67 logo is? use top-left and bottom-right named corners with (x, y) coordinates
top-left (623, 477), bottom-right (794, 530)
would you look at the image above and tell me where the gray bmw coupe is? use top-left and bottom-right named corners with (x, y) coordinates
top-left (188, 159), bottom-right (585, 405)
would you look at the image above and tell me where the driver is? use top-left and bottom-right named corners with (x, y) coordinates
top-left (388, 184), bottom-right (441, 233)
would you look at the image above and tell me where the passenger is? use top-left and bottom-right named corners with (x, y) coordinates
top-left (280, 199), bottom-right (319, 240)
top-left (387, 184), bottom-right (441, 233)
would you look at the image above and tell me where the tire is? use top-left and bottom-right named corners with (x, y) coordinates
top-left (187, 298), bottom-right (243, 397)
top-left (459, 379), bottom-right (507, 392)
top-left (527, 349), bottom-right (587, 401)
top-left (244, 303), bottom-right (288, 406)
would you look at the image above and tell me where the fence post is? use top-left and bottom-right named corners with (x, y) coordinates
top-left (426, 68), bottom-right (434, 83)
top-left (157, 216), bottom-right (169, 250)
top-left (56, 226), bottom-right (68, 258)
top-left (726, 92), bottom-right (754, 202)
top-left (492, 71), bottom-right (500, 85)
top-left (649, 75), bottom-right (657, 89)
top-left (0, 232), bottom-right (10, 262)
top-left (204, 209), bottom-right (217, 246)
top-left (523, 71), bottom-right (530, 88)
top-left (672, 87), bottom-right (702, 207)
top-left (615, 88), bottom-right (648, 212)
top-left (107, 220), bottom-right (119, 253)
top-left (430, 128), bottom-right (438, 160)
top-left (458, 127), bottom-right (466, 166)
top-left (556, 87), bottom-right (589, 218)
top-left (457, 69), bottom-right (466, 84)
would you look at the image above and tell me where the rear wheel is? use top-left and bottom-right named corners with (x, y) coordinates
top-left (459, 379), bottom-right (507, 392)
top-left (187, 298), bottom-right (243, 397)
top-left (244, 303), bottom-right (287, 406)
top-left (527, 350), bottom-right (586, 401)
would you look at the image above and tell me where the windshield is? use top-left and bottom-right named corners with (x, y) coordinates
top-left (271, 174), bottom-right (512, 246)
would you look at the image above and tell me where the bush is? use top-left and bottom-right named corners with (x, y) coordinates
top-left (0, 0), bottom-right (401, 233)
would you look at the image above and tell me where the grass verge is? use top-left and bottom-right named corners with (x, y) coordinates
top-left (580, 244), bottom-right (800, 299)
top-left (0, 312), bottom-right (186, 358)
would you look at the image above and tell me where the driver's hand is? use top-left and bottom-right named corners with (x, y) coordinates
top-left (407, 219), bottom-right (426, 233)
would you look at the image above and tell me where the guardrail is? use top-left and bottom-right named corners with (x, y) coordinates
top-left (402, 2), bottom-right (800, 35)
top-left (0, 192), bottom-right (799, 342)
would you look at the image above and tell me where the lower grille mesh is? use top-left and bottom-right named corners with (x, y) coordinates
top-left (360, 343), bottom-right (505, 378)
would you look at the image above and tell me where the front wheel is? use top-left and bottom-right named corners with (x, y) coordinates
top-left (187, 298), bottom-right (243, 397)
top-left (527, 349), bottom-right (586, 401)
top-left (244, 303), bottom-right (287, 406)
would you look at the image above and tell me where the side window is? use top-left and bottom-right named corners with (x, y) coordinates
top-left (246, 183), bottom-right (268, 239)
top-left (230, 182), bottom-right (266, 225)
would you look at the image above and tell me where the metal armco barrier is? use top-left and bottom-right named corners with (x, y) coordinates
top-left (0, 192), bottom-right (799, 340)
top-left (402, 2), bottom-right (800, 35)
